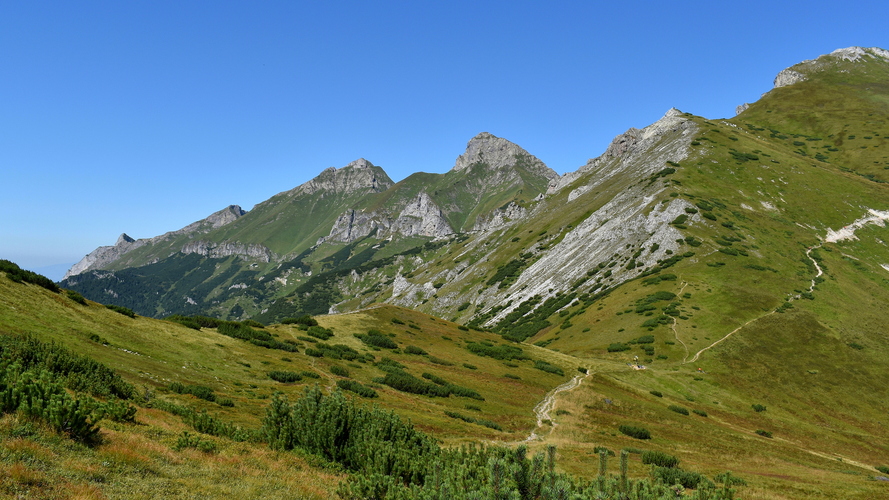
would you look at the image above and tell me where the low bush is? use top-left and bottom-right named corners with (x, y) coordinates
top-left (651, 466), bottom-right (713, 489)
top-left (649, 390), bottom-right (663, 398)
top-left (642, 450), bottom-right (679, 468)
top-left (533, 360), bottom-right (564, 376)
top-left (66, 289), bottom-right (87, 305)
top-left (618, 425), bottom-right (651, 440)
top-left (607, 343), bottom-right (630, 352)
top-left (755, 429), bottom-right (773, 438)
top-left (404, 345), bottom-right (427, 355)
top-left (355, 330), bottom-right (397, 349)
top-left (668, 405), bottom-right (689, 416)
top-left (330, 365), bottom-right (349, 378)
top-left (105, 304), bottom-right (136, 318)
top-left (875, 465), bottom-right (889, 475)
top-left (752, 404), bottom-right (767, 412)
top-left (336, 379), bottom-right (377, 398)
top-left (268, 371), bottom-right (302, 383)
top-left (692, 409), bottom-right (708, 417)
top-left (170, 382), bottom-right (217, 402)
top-left (281, 315), bottom-right (318, 327)
top-left (174, 431), bottom-right (217, 453)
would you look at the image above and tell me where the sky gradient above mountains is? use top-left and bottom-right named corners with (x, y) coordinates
top-left (3, 0), bottom-right (888, 278)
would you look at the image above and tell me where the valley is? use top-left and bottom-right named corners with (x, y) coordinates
top-left (3, 46), bottom-right (889, 498)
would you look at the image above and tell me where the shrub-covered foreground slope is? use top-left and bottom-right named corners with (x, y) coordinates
top-left (3, 265), bottom-right (889, 498)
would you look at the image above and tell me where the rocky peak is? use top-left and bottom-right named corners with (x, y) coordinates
top-left (294, 158), bottom-right (393, 196)
top-left (774, 46), bottom-right (889, 89)
top-left (452, 132), bottom-right (557, 180)
top-left (204, 205), bottom-right (247, 229)
top-left (115, 233), bottom-right (135, 245)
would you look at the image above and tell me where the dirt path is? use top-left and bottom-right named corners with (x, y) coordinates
top-left (686, 245), bottom-right (823, 364)
top-left (673, 281), bottom-right (691, 363)
top-left (525, 371), bottom-right (590, 441)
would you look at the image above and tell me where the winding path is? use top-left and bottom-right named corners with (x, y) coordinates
top-left (525, 371), bottom-right (590, 441)
top-left (685, 244), bottom-right (823, 364)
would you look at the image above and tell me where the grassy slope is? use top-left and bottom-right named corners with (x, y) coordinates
top-left (0, 275), bottom-right (574, 498)
top-left (492, 57), bottom-right (889, 498)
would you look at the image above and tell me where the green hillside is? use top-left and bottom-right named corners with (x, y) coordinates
top-left (12, 47), bottom-right (889, 498)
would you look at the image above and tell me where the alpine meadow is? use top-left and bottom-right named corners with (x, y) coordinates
top-left (4, 46), bottom-right (889, 499)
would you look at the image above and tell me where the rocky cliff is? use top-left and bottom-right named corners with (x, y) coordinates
top-left (63, 205), bottom-right (247, 279)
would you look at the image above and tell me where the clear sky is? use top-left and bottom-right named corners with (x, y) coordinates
top-left (2, 1), bottom-right (887, 280)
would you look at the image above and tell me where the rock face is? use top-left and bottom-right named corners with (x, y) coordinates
top-left (392, 192), bottom-right (455, 238)
top-left (181, 241), bottom-right (274, 262)
top-left (318, 192), bottom-right (455, 244)
top-left (285, 158), bottom-right (391, 197)
top-left (774, 69), bottom-right (807, 88)
top-left (63, 205), bottom-right (247, 279)
top-left (549, 108), bottom-right (693, 194)
top-left (453, 132), bottom-right (558, 181)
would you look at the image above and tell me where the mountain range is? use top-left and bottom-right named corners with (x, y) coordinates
top-left (6, 46), bottom-right (886, 498)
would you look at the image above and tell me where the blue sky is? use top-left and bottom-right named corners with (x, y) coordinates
top-left (2, 1), bottom-right (887, 280)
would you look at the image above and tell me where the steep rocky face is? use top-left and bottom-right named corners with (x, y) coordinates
top-left (453, 132), bottom-right (558, 181)
top-left (180, 240), bottom-right (274, 262)
top-left (286, 158), bottom-right (392, 197)
top-left (549, 108), bottom-right (692, 195)
top-left (391, 192), bottom-right (455, 238)
top-left (63, 205), bottom-right (247, 279)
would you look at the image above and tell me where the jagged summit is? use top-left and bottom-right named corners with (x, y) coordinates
top-left (290, 158), bottom-right (393, 197)
top-left (774, 46), bottom-right (889, 88)
top-left (115, 233), bottom-right (135, 245)
top-left (452, 132), bottom-right (558, 181)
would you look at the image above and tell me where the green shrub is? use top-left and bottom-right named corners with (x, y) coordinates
top-left (714, 471), bottom-right (747, 486)
top-left (533, 360), bottom-right (564, 376)
top-left (336, 379), bottom-right (377, 398)
top-left (692, 409), bottom-right (708, 417)
top-left (755, 429), bottom-right (773, 438)
top-left (300, 371), bottom-right (320, 379)
top-left (268, 371), bottom-right (302, 383)
top-left (105, 304), bottom-right (136, 318)
top-left (355, 331), bottom-right (397, 349)
top-left (404, 345), bottom-right (427, 355)
top-left (642, 450), bottom-right (679, 468)
top-left (66, 289), bottom-right (88, 305)
top-left (649, 390), bottom-right (663, 398)
top-left (607, 343), bottom-right (630, 352)
top-left (306, 326), bottom-right (334, 340)
top-left (752, 404), bottom-right (767, 412)
top-left (651, 466), bottom-right (713, 489)
top-left (504, 373), bottom-right (520, 380)
top-left (428, 356), bottom-right (454, 366)
top-left (281, 315), bottom-right (318, 327)
top-left (0, 260), bottom-right (60, 293)
top-left (875, 465), bottom-right (889, 475)
top-left (174, 431), bottom-right (218, 453)
top-left (618, 425), bottom-right (651, 439)
top-left (444, 410), bottom-right (502, 431)
top-left (462, 363), bottom-right (477, 370)
top-left (668, 405), bottom-right (689, 416)
top-left (330, 365), bottom-right (350, 378)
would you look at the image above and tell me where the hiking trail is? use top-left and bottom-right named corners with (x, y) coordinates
top-left (525, 371), bottom-right (590, 441)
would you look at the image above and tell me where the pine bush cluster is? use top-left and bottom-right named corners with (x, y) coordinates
top-left (0, 361), bottom-right (100, 443)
